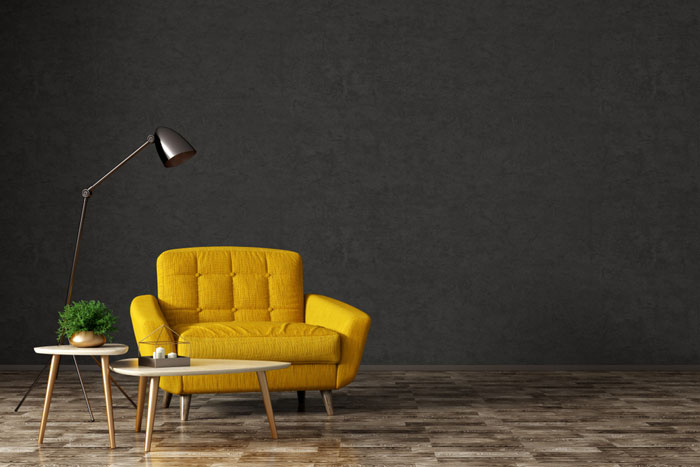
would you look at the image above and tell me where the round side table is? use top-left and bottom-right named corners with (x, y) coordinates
top-left (111, 358), bottom-right (290, 452)
top-left (34, 344), bottom-right (128, 448)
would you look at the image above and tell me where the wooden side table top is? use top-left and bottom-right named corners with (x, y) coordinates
top-left (34, 344), bottom-right (129, 356)
top-left (111, 358), bottom-right (290, 377)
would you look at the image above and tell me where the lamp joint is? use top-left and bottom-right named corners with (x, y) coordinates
top-left (81, 189), bottom-right (92, 198)
top-left (147, 135), bottom-right (154, 143)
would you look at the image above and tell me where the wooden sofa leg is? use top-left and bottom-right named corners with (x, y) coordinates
top-left (180, 394), bottom-right (191, 421)
top-left (162, 391), bottom-right (172, 408)
top-left (320, 390), bottom-right (333, 416)
top-left (297, 391), bottom-right (306, 412)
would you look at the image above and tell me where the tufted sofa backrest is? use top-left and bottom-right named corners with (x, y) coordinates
top-left (156, 247), bottom-right (304, 326)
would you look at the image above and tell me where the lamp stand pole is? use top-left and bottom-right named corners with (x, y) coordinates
top-left (14, 136), bottom-right (154, 414)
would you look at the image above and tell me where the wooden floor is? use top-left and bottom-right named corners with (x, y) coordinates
top-left (2, 368), bottom-right (700, 465)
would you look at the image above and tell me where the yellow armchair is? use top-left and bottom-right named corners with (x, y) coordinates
top-left (130, 247), bottom-right (370, 416)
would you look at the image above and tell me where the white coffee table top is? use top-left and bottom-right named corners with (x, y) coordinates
top-left (34, 344), bottom-right (129, 356)
top-left (111, 358), bottom-right (290, 377)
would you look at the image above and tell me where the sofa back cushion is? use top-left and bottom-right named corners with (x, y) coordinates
top-left (157, 247), bottom-right (304, 325)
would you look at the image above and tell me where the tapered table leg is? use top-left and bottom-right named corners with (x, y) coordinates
top-left (180, 394), bottom-right (191, 421)
top-left (38, 355), bottom-right (60, 444)
top-left (100, 356), bottom-right (116, 448)
top-left (256, 371), bottom-right (277, 439)
top-left (135, 376), bottom-right (146, 432)
top-left (145, 377), bottom-right (160, 452)
top-left (91, 355), bottom-right (136, 408)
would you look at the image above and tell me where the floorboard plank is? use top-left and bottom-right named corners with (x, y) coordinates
top-left (2, 370), bottom-right (700, 465)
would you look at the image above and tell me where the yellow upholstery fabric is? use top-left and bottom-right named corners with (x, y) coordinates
top-left (131, 294), bottom-right (171, 357)
top-left (159, 364), bottom-right (337, 394)
top-left (172, 321), bottom-right (341, 363)
top-left (305, 294), bottom-right (371, 388)
top-left (157, 247), bottom-right (304, 325)
top-left (131, 247), bottom-right (371, 395)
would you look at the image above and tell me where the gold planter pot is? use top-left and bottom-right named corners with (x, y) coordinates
top-left (69, 331), bottom-right (106, 348)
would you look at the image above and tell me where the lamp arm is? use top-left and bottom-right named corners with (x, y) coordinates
top-left (64, 135), bottom-right (154, 306)
top-left (86, 135), bottom-right (154, 195)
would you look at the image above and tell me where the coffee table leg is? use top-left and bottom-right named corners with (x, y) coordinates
top-left (136, 376), bottom-right (146, 432)
top-left (38, 354), bottom-right (60, 444)
top-left (256, 371), bottom-right (278, 439)
top-left (145, 376), bottom-right (160, 452)
top-left (100, 355), bottom-right (116, 449)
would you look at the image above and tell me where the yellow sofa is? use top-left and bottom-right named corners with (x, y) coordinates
top-left (130, 246), bottom-right (371, 416)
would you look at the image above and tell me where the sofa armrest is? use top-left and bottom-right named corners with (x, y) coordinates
top-left (130, 294), bottom-right (171, 356)
top-left (305, 294), bottom-right (371, 389)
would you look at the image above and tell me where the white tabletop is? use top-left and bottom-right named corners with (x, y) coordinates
top-left (34, 344), bottom-right (129, 356)
top-left (111, 358), bottom-right (290, 377)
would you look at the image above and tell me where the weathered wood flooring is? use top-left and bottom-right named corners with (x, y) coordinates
top-left (2, 368), bottom-right (700, 465)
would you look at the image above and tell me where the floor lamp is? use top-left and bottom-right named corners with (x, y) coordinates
top-left (15, 127), bottom-right (197, 416)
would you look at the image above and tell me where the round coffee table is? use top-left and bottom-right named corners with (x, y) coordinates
top-left (111, 358), bottom-right (291, 452)
top-left (34, 344), bottom-right (129, 448)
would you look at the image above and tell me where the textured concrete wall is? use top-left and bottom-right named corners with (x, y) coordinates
top-left (1, 1), bottom-right (699, 364)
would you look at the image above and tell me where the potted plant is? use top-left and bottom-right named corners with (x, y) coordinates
top-left (57, 300), bottom-right (118, 347)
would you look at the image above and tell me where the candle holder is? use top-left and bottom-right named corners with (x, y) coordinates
top-left (137, 324), bottom-right (191, 367)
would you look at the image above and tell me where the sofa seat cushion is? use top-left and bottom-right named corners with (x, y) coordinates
top-left (172, 321), bottom-right (341, 364)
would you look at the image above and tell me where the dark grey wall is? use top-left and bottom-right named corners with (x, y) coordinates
top-left (2, 1), bottom-right (699, 364)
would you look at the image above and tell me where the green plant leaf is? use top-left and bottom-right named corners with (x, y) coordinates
top-left (57, 300), bottom-right (118, 343)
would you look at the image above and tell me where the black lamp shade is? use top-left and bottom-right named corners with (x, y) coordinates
top-left (154, 127), bottom-right (197, 167)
